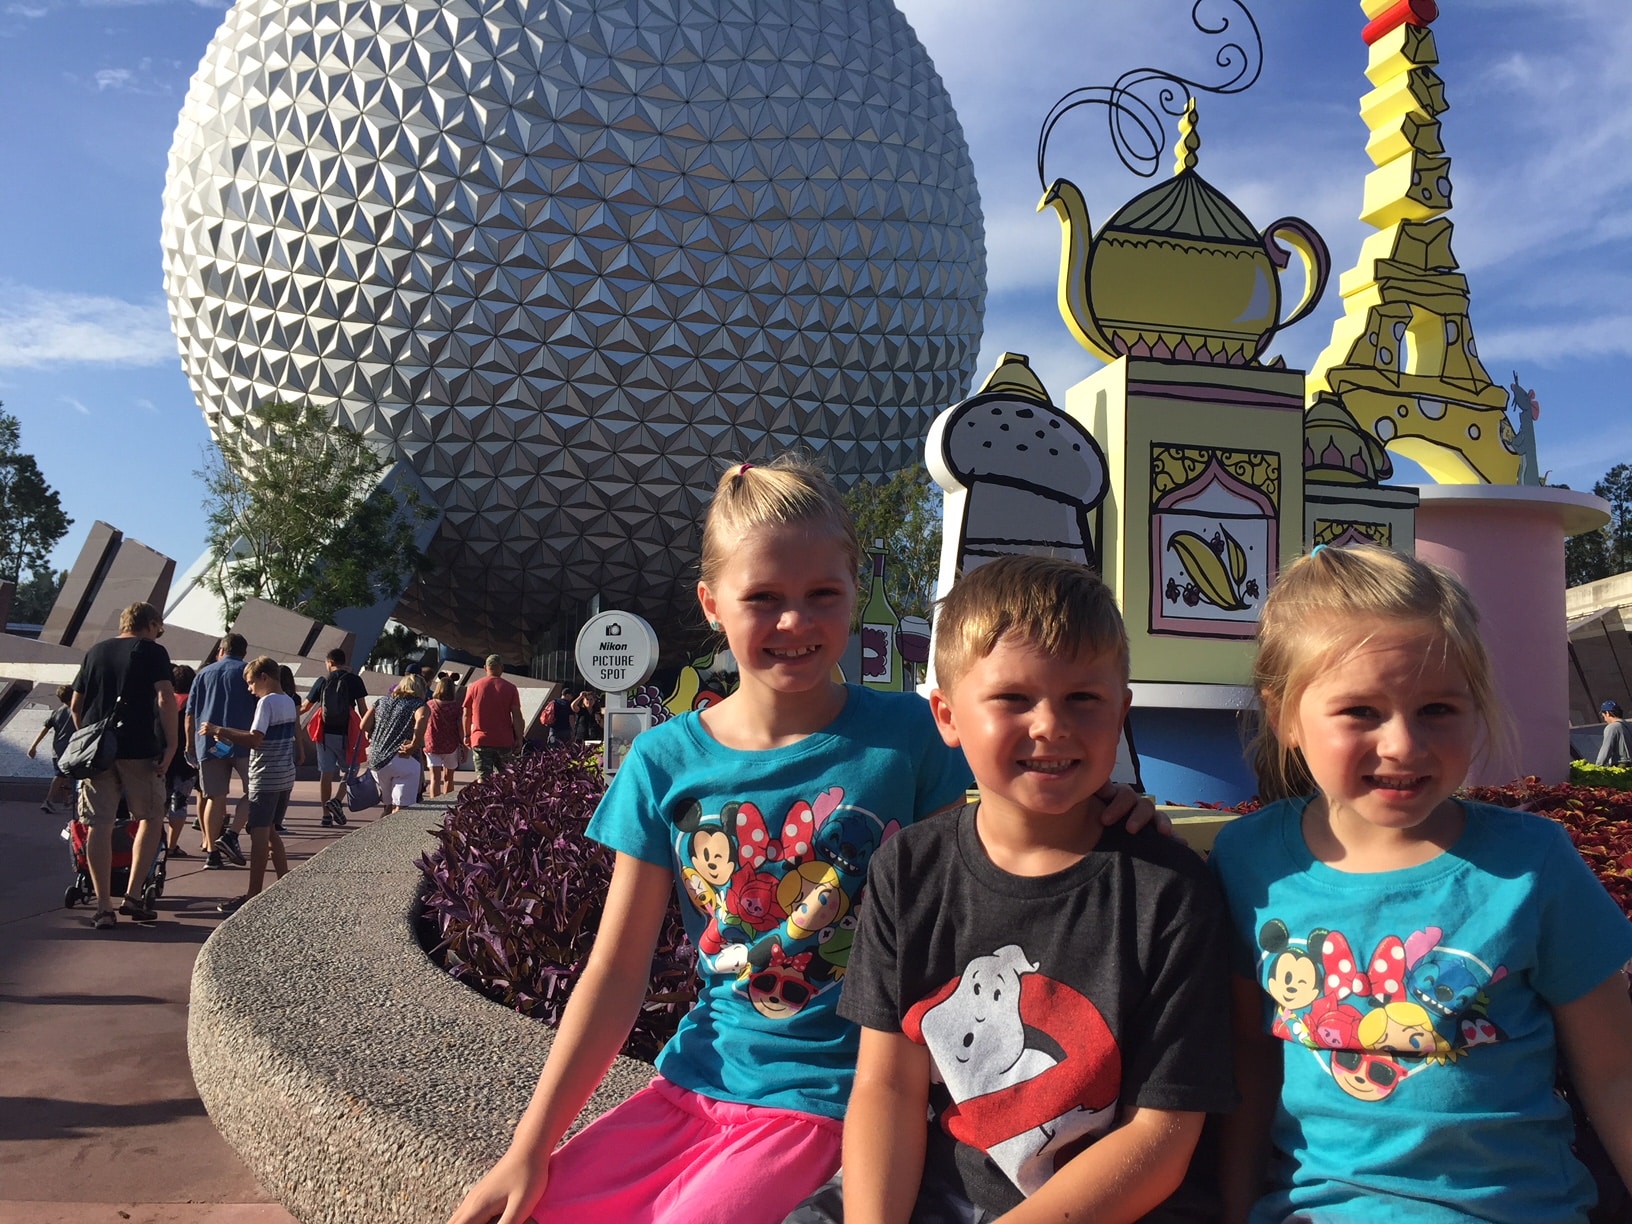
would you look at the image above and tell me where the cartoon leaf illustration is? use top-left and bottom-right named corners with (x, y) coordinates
top-left (1168, 530), bottom-right (1247, 611)
top-left (1224, 528), bottom-right (1248, 585)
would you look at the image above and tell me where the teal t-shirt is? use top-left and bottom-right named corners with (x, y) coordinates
top-left (585, 685), bottom-right (971, 1119)
top-left (1210, 797), bottom-right (1632, 1223)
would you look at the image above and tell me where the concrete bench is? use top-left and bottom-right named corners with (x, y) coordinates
top-left (188, 798), bottom-right (656, 1224)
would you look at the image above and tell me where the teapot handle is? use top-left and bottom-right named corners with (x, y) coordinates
top-left (1263, 217), bottom-right (1331, 331)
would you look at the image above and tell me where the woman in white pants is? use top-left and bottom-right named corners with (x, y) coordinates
top-left (360, 675), bottom-right (429, 815)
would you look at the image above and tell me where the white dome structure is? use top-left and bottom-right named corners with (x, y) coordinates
top-left (161, 0), bottom-right (986, 655)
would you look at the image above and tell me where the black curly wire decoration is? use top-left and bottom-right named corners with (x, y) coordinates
top-left (1036, 0), bottom-right (1263, 188)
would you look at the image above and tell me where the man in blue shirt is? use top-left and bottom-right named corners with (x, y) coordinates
top-left (187, 633), bottom-right (257, 868)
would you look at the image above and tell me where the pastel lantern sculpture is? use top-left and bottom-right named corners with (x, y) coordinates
top-left (1041, 100), bottom-right (1330, 368)
top-left (1306, 4), bottom-right (1521, 484)
top-left (926, 353), bottom-right (1109, 588)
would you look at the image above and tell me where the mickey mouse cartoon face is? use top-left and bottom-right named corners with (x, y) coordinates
top-left (1259, 919), bottom-right (1322, 1011)
top-left (690, 828), bottom-right (735, 887)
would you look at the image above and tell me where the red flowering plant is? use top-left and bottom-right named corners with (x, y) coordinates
top-left (417, 742), bottom-right (698, 1061)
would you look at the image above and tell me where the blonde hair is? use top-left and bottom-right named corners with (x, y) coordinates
top-left (393, 674), bottom-right (425, 699)
top-left (432, 676), bottom-right (458, 701)
top-left (697, 454), bottom-right (861, 592)
top-left (119, 602), bottom-right (162, 635)
top-left (1357, 1000), bottom-right (1450, 1062)
top-left (1251, 545), bottom-right (1508, 800)
top-left (776, 861), bottom-right (850, 938)
top-left (933, 554), bottom-right (1129, 691)
top-left (243, 655), bottom-right (279, 685)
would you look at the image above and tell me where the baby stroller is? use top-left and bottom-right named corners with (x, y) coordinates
top-left (61, 797), bottom-right (167, 910)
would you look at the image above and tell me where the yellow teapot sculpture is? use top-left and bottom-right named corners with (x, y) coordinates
top-left (1042, 101), bottom-right (1329, 367)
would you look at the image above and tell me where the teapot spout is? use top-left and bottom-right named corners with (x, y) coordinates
top-left (1040, 178), bottom-right (1115, 363)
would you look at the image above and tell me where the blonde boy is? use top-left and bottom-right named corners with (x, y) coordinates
top-left (823, 556), bottom-right (1236, 1223)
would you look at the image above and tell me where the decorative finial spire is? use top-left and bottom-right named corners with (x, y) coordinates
top-left (1173, 98), bottom-right (1200, 176)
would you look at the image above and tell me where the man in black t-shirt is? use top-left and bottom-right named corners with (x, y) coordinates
top-left (299, 647), bottom-right (369, 826)
top-left (69, 601), bottom-right (177, 929)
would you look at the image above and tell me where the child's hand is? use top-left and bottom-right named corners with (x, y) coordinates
top-left (1097, 783), bottom-right (1172, 836)
top-left (447, 1148), bottom-right (549, 1224)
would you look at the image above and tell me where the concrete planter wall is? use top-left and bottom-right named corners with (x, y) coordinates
top-left (187, 801), bottom-right (655, 1224)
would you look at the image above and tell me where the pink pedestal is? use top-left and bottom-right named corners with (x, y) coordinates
top-left (1413, 485), bottom-right (1608, 785)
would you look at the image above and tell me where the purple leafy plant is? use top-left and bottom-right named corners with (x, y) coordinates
top-left (417, 743), bottom-right (697, 1061)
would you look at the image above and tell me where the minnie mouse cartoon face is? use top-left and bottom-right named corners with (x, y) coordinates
top-left (745, 946), bottom-right (817, 1020)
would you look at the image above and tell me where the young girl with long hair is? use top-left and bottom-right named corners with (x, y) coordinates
top-left (1211, 544), bottom-right (1632, 1221)
top-left (447, 456), bottom-right (1152, 1224)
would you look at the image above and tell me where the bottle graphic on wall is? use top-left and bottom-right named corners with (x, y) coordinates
top-left (860, 539), bottom-right (902, 690)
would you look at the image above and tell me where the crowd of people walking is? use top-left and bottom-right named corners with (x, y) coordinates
top-left (32, 604), bottom-right (579, 932)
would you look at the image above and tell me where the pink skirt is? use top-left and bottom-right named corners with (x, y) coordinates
top-left (533, 1076), bottom-right (842, 1223)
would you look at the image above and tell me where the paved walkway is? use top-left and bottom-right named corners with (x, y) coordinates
top-left (0, 775), bottom-right (418, 1223)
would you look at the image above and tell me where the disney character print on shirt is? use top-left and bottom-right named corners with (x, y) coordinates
top-left (672, 787), bottom-right (895, 1019)
top-left (902, 944), bottom-right (1121, 1197)
top-left (1257, 918), bottom-right (1507, 1102)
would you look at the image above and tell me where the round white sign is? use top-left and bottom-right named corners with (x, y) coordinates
top-left (574, 611), bottom-right (660, 692)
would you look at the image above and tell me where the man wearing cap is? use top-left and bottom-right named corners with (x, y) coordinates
top-left (1598, 700), bottom-right (1632, 766)
top-left (462, 654), bottom-right (524, 781)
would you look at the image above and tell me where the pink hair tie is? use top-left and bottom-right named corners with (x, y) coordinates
top-left (736, 462), bottom-right (753, 476)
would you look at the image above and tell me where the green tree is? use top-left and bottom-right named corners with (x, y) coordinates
top-left (198, 400), bottom-right (433, 625)
top-left (1563, 464), bottom-right (1632, 587)
top-left (12, 567), bottom-right (65, 624)
top-left (843, 466), bottom-right (942, 621)
top-left (367, 622), bottom-right (427, 672)
top-left (0, 407), bottom-right (72, 586)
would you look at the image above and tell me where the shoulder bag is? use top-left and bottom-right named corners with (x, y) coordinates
top-left (59, 698), bottom-right (122, 780)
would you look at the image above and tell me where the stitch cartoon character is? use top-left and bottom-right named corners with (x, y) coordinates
top-left (904, 945), bottom-right (1119, 1197)
top-left (1399, 927), bottom-right (1506, 1049)
top-left (745, 945), bottom-right (816, 1020)
top-left (812, 805), bottom-right (898, 880)
top-left (778, 861), bottom-right (850, 940)
top-left (1407, 950), bottom-right (1486, 1025)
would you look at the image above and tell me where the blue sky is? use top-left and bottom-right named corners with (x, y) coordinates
top-left (3, 0), bottom-right (1629, 582)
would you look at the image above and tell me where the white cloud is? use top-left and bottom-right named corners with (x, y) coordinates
top-left (0, 285), bottom-right (175, 369)
top-left (93, 66), bottom-right (131, 89)
top-left (60, 396), bottom-right (90, 415)
top-left (1480, 316), bottom-right (1632, 365)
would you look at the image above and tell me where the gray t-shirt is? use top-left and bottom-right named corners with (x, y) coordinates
top-left (249, 692), bottom-right (298, 796)
top-left (839, 805), bottom-right (1237, 1217)
top-left (1598, 718), bottom-right (1632, 766)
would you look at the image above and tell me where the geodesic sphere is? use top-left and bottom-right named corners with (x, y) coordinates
top-left (160, 0), bottom-right (986, 657)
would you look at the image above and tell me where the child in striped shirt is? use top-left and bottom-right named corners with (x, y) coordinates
top-left (199, 655), bottom-right (294, 915)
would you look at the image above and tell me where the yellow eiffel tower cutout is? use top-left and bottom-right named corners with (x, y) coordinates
top-left (1307, 7), bottom-right (1519, 485)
